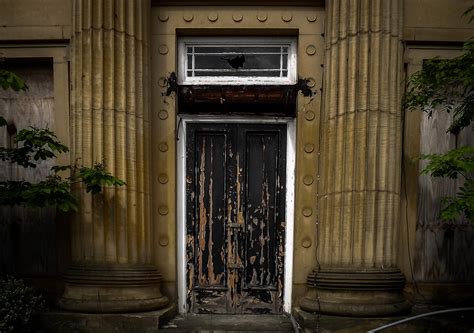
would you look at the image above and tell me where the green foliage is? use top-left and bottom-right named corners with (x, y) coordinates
top-left (406, 10), bottom-right (474, 222)
top-left (0, 67), bottom-right (27, 128)
top-left (0, 69), bottom-right (125, 212)
top-left (0, 176), bottom-right (79, 212)
top-left (421, 146), bottom-right (474, 179)
top-left (439, 180), bottom-right (474, 221)
top-left (0, 69), bottom-right (27, 92)
top-left (463, 5), bottom-right (474, 23)
top-left (0, 127), bottom-right (68, 168)
top-left (76, 162), bottom-right (126, 194)
top-left (405, 41), bottom-right (474, 134)
top-left (0, 277), bottom-right (45, 333)
top-left (421, 147), bottom-right (474, 221)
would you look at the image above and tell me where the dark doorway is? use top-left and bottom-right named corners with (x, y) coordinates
top-left (185, 123), bottom-right (287, 314)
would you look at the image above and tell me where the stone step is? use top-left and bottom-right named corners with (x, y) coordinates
top-left (160, 314), bottom-right (295, 332)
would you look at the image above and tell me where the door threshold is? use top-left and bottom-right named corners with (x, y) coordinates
top-left (160, 313), bottom-right (295, 332)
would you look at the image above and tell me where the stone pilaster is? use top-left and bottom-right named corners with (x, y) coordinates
top-left (300, 0), bottom-right (410, 316)
top-left (59, 0), bottom-right (168, 312)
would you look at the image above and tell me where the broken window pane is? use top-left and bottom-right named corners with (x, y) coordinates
top-left (180, 38), bottom-right (297, 84)
top-left (188, 47), bottom-right (286, 77)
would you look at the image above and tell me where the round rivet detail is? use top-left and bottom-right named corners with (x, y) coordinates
top-left (158, 173), bottom-right (169, 184)
top-left (282, 13), bottom-right (293, 22)
top-left (158, 44), bottom-right (169, 55)
top-left (159, 237), bottom-right (169, 247)
top-left (305, 110), bottom-right (315, 121)
top-left (307, 14), bottom-right (317, 22)
top-left (208, 12), bottom-right (218, 22)
top-left (307, 78), bottom-right (316, 88)
top-left (304, 143), bottom-right (315, 153)
top-left (303, 175), bottom-right (314, 186)
top-left (302, 238), bottom-right (312, 248)
top-left (159, 142), bottom-right (168, 152)
top-left (233, 13), bottom-right (243, 22)
top-left (158, 13), bottom-right (169, 22)
top-left (159, 205), bottom-right (169, 216)
top-left (257, 12), bottom-right (267, 22)
top-left (158, 77), bottom-right (167, 87)
top-left (302, 207), bottom-right (313, 217)
top-left (158, 110), bottom-right (169, 120)
top-left (306, 45), bottom-right (317, 56)
top-left (183, 13), bottom-right (194, 22)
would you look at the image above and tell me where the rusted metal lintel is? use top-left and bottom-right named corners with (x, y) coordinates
top-left (178, 85), bottom-right (298, 116)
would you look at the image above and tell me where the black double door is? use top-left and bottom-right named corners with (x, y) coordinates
top-left (185, 123), bottom-right (287, 314)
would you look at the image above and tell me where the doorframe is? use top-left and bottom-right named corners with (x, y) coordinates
top-left (177, 115), bottom-right (296, 314)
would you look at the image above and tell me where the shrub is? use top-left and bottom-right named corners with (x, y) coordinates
top-left (0, 277), bottom-right (45, 333)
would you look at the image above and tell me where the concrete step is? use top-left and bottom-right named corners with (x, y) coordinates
top-left (160, 314), bottom-right (295, 332)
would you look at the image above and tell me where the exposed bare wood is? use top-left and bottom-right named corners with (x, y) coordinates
top-left (415, 107), bottom-right (474, 282)
top-left (186, 123), bottom-right (286, 314)
top-left (0, 62), bottom-right (57, 276)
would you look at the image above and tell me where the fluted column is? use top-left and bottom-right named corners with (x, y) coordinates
top-left (59, 0), bottom-right (168, 312)
top-left (300, 0), bottom-right (410, 316)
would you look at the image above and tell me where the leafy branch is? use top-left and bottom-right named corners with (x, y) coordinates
top-left (420, 147), bottom-right (474, 221)
top-left (405, 41), bottom-right (474, 135)
top-left (0, 127), bottom-right (68, 167)
top-left (405, 8), bottom-right (474, 222)
top-left (0, 69), bottom-right (125, 213)
top-left (0, 69), bottom-right (27, 92)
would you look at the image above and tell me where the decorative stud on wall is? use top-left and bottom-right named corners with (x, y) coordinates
top-left (306, 45), bottom-right (316, 56)
top-left (183, 12), bottom-right (193, 22)
top-left (257, 12), bottom-right (268, 22)
top-left (159, 45), bottom-right (169, 55)
top-left (158, 77), bottom-right (167, 87)
top-left (303, 175), bottom-right (314, 186)
top-left (307, 14), bottom-right (317, 22)
top-left (159, 206), bottom-right (169, 216)
top-left (159, 142), bottom-right (168, 152)
top-left (158, 173), bottom-right (169, 184)
top-left (158, 110), bottom-right (169, 120)
top-left (232, 13), bottom-right (243, 22)
top-left (282, 13), bottom-right (293, 22)
top-left (302, 238), bottom-right (312, 248)
top-left (302, 207), bottom-right (313, 217)
top-left (304, 143), bottom-right (315, 153)
top-left (305, 110), bottom-right (315, 121)
top-left (208, 12), bottom-right (218, 22)
top-left (159, 237), bottom-right (169, 247)
top-left (159, 13), bottom-right (169, 22)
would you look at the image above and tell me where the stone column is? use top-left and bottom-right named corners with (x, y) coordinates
top-left (300, 0), bottom-right (410, 316)
top-left (59, 0), bottom-right (168, 312)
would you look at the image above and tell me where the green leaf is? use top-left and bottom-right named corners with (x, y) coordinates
top-left (0, 69), bottom-right (28, 91)
top-left (421, 146), bottom-right (474, 179)
top-left (76, 162), bottom-right (126, 194)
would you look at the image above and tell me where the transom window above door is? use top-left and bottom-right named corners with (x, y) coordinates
top-left (178, 37), bottom-right (297, 85)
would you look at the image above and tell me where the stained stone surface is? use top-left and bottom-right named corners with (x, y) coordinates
top-left (160, 314), bottom-right (294, 332)
top-left (36, 305), bottom-right (177, 333)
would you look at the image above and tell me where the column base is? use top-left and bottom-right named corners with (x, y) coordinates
top-left (58, 263), bottom-right (169, 313)
top-left (300, 267), bottom-right (411, 317)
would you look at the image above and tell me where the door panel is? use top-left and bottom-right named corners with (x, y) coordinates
top-left (241, 131), bottom-right (285, 314)
top-left (186, 123), bottom-right (286, 314)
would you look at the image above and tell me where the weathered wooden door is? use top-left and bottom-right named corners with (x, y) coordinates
top-left (186, 123), bottom-right (286, 314)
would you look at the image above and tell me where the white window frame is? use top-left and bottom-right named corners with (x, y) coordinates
top-left (177, 37), bottom-right (297, 85)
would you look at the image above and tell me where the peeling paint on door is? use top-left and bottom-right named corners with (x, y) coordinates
top-left (186, 123), bottom-right (286, 314)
